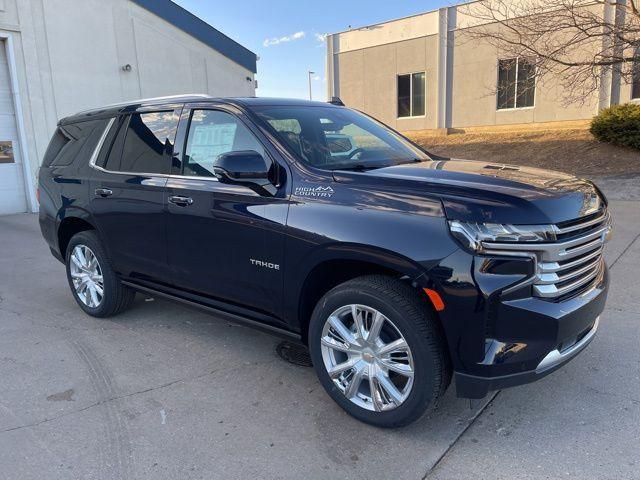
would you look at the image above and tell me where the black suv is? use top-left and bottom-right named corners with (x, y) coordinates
top-left (39, 96), bottom-right (611, 427)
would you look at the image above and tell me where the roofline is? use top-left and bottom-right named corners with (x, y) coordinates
top-left (130, 0), bottom-right (257, 73)
top-left (327, 0), bottom-right (477, 37)
top-left (327, 10), bottom-right (439, 37)
top-left (73, 94), bottom-right (213, 116)
top-left (58, 94), bottom-right (214, 124)
top-left (60, 96), bottom-right (346, 124)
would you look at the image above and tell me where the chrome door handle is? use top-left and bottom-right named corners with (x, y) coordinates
top-left (168, 195), bottom-right (194, 207)
top-left (95, 188), bottom-right (113, 197)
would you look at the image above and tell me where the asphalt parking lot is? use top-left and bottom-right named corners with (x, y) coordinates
top-left (1, 181), bottom-right (638, 480)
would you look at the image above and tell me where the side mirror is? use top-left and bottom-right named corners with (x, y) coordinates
top-left (213, 150), bottom-right (276, 195)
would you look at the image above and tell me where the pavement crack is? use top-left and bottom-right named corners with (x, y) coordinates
top-left (0, 368), bottom-right (222, 435)
top-left (583, 384), bottom-right (640, 405)
top-left (606, 306), bottom-right (640, 316)
top-left (609, 231), bottom-right (640, 270)
top-left (423, 392), bottom-right (500, 480)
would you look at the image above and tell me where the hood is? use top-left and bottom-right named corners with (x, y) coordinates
top-left (333, 159), bottom-right (604, 224)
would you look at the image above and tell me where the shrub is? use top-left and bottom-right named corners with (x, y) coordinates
top-left (590, 103), bottom-right (640, 150)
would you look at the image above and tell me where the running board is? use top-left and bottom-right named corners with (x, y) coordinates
top-left (121, 280), bottom-right (302, 342)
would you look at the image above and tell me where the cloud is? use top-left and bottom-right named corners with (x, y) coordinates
top-left (263, 31), bottom-right (306, 47)
top-left (315, 33), bottom-right (327, 43)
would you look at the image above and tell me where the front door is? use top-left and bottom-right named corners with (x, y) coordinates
top-left (90, 109), bottom-right (180, 284)
top-left (165, 106), bottom-right (288, 322)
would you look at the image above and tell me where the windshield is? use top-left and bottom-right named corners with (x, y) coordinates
top-left (252, 105), bottom-right (430, 170)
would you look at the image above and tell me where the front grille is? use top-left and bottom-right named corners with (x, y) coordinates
top-left (534, 210), bottom-right (609, 299)
top-left (481, 209), bottom-right (610, 301)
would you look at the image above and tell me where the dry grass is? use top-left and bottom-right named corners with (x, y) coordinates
top-left (407, 129), bottom-right (640, 177)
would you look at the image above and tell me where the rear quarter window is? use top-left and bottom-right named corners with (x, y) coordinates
top-left (43, 119), bottom-right (108, 167)
top-left (110, 111), bottom-right (179, 174)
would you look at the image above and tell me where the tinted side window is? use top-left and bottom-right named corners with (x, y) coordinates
top-left (184, 110), bottom-right (267, 178)
top-left (42, 129), bottom-right (70, 167)
top-left (116, 111), bottom-right (179, 174)
top-left (266, 118), bottom-right (305, 159)
top-left (43, 119), bottom-right (106, 167)
top-left (101, 117), bottom-right (128, 171)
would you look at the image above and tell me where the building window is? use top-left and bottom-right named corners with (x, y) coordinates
top-left (497, 58), bottom-right (536, 110)
top-left (397, 72), bottom-right (426, 118)
top-left (633, 51), bottom-right (640, 100)
top-left (0, 141), bottom-right (14, 164)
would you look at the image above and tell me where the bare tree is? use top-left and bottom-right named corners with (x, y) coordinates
top-left (458, 0), bottom-right (640, 104)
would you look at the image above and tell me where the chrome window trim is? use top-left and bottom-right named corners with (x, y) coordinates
top-left (75, 94), bottom-right (211, 116)
top-left (179, 107), bottom-right (275, 183)
top-left (88, 117), bottom-right (116, 170)
top-left (87, 115), bottom-right (223, 182)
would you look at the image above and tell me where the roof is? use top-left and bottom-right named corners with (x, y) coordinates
top-left (59, 96), bottom-right (341, 124)
top-left (59, 94), bottom-right (211, 124)
top-left (130, 0), bottom-right (257, 73)
top-left (328, 8), bottom-right (441, 37)
top-left (229, 97), bottom-right (341, 107)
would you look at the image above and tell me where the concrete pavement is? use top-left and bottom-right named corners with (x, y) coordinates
top-left (429, 199), bottom-right (640, 480)
top-left (0, 214), bottom-right (491, 480)
top-left (0, 196), bottom-right (637, 479)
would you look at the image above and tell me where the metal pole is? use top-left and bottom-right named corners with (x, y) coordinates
top-left (308, 70), bottom-right (315, 100)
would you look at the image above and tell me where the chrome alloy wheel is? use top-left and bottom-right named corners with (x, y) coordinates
top-left (69, 245), bottom-right (104, 308)
top-left (320, 304), bottom-right (415, 412)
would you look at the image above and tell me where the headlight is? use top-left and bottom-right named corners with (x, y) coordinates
top-left (448, 220), bottom-right (556, 252)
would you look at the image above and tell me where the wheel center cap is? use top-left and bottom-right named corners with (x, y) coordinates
top-left (362, 351), bottom-right (375, 363)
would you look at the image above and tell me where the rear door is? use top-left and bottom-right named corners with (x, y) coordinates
top-left (165, 103), bottom-right (289, 321)
top-left (89, 107), bottom-right (181, 285)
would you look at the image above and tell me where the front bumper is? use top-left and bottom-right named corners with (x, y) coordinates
top-left (455, 316), bottom-right (600, 399)
top-left (425, 248), bottom-right (609, 400)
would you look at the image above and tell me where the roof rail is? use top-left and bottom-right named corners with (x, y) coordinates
top-left (328, 97), bottom-right (345, 106)
top-left (74, 94), bottom-right (212, 115)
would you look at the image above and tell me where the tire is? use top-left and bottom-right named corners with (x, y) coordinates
top-left (308, 275), bottom-right (450, 428)
top-left (65, 230), bottom-right (135, 318)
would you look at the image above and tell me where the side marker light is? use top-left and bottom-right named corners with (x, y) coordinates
top-left (423, 288), bottom-right (445, 311)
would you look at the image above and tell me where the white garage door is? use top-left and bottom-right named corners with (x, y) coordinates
top-left (0, 39), bottom-right (27, 215)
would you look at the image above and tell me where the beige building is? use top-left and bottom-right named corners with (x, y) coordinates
top-left (325, 2), bottom-right (640, 133)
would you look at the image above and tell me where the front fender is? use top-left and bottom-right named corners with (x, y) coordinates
top-left (282, 187), bottom-right (460, 330)
top-left (283, 241), bottom-right (453, 332)
top-left (297, 242), bottom-right (428, 287)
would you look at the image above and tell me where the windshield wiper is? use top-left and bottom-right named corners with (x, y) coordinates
top-left (333, 164), bottom-right (389, 171)
top-left (397, 158), bottom-right (426, 165)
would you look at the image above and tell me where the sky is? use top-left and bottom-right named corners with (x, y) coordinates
top-left (172, 0), bottom-right (447, 100)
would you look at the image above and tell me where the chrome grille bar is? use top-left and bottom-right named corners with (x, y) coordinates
top-left (536, 256), bottom-right (601, 286)
top-left (554, 211), bottom-right (609, 235)
top-left (481, 224), bottom-right (609, 262)
top-left (481, 209), bottom-right (610, 300)
top-left (534, 262), bottom-right (602, 298)
top-left (538, 246), bottom-right (603, 274)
